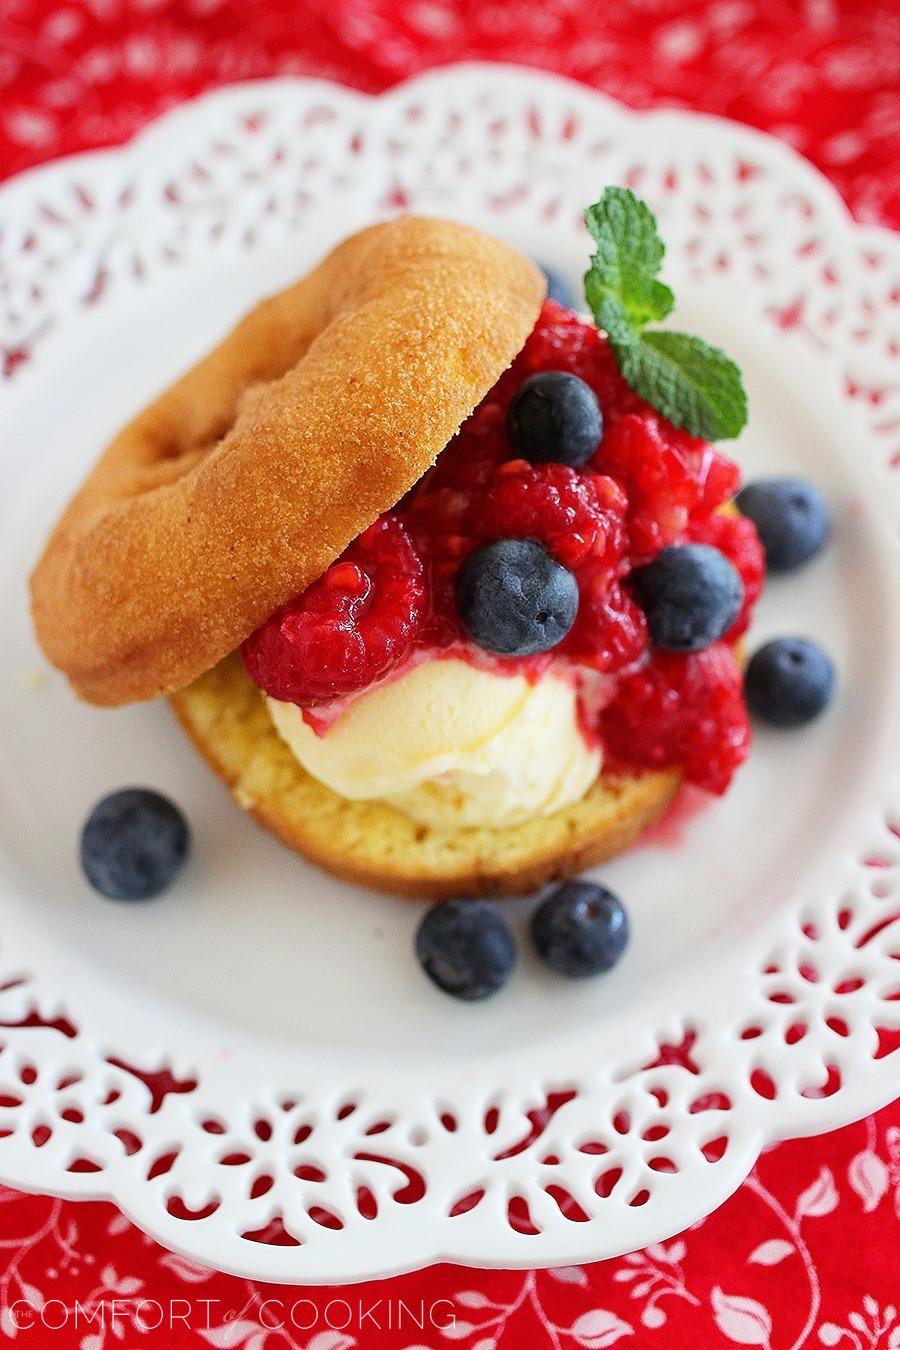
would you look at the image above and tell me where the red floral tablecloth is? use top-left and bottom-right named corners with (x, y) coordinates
top-left (0, 1106), bottom-right (899, 1347)
top-left (1, 1), bottom-right (898, 1344)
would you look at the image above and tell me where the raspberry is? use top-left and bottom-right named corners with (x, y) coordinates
top-left (565, 581), bottom-right (648, 673)
top-left (241, 518), bottom-right (425, 705)
top-left (471, 460), bottom-right (628, 571)
top-left (599, 643), bottom-right (751, 794)
top-left (689, 510), bottom-right (765, 638)
top-left (688, 441), bottom-right (741, 515)
top-left (408, 457), bottom-right (632, 647)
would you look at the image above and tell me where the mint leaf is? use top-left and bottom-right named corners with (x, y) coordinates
top-left (618, 330), bottom-right (748, 441)
top-left (584, 187), bottom-right (674, 328)
top-left (591, 293), bottom-right (638, 354)
top-left (582, 187), bottom-right (748, 440)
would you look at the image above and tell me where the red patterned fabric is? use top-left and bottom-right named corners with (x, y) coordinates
top-left (1, 0), bottom-right (899, 223)
top-left (1, 0), bottom-right (898, 1342)
top-left (0, 1104), bottom-right (898, 1346)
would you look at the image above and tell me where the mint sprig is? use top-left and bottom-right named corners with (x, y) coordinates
top-left (583, 187), bottom-right (747, 440)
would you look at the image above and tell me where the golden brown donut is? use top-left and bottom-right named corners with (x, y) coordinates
top-left (170, 656), bottom-right (680, 900)
top-left (30, 217), bottom-right (545, 706)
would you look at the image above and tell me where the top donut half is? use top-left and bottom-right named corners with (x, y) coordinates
top-left (30, 217), bottom-right (545, 705)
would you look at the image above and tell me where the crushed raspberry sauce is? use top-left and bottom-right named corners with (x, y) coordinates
top-left (242, 300), bottom-right (764, 794)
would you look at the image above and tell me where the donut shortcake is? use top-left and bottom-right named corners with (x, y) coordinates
top-left (31, 206), bottom-right (764, 899)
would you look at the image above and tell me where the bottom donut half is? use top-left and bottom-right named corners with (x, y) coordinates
top-left (170, 655), bottom-right (680, 900)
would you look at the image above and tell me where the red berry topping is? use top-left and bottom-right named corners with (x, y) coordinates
top-left (242, 298), bottom-right (762, 795)
top-left (565, 581), bottom-right (649, 673)
top-left (494, 299), bottom-right (630, 414)
top-left (689, 441), bottom-right (742, 516)
top-left (599, 643), bottom-right (751, 794)
top-left (241, 519), bottom-right (425, 705)
top-left (592, 415), bottom-right (742, 559)
top-left (467, 461), bottom-right (645, 672)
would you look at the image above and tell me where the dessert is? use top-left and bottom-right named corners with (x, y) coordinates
top-left (33, 193), bottom-right (774, 901)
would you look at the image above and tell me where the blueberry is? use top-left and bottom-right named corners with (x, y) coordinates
top-left (507, 371), bottom-right (602, 467)
top-left (735, 477), bottom-right (831, 573)
top-left (744, 637), bottom-right (835, 728)
top-left (531, 881), bottom-right (629, 978)
top-left (416, 900), bottom-right (516, 1000)
top-left (632, 543), bottom-right (743, 652)
top-left (456, 538), bottom-right (579, 657)
top-left (81, 788), bottom-right (190, 901)
top-left (537, 262), bottom-right (576, 309)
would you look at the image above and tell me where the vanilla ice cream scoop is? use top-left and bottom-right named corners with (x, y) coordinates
top-left (267, 658), bottom-right (601, 830)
